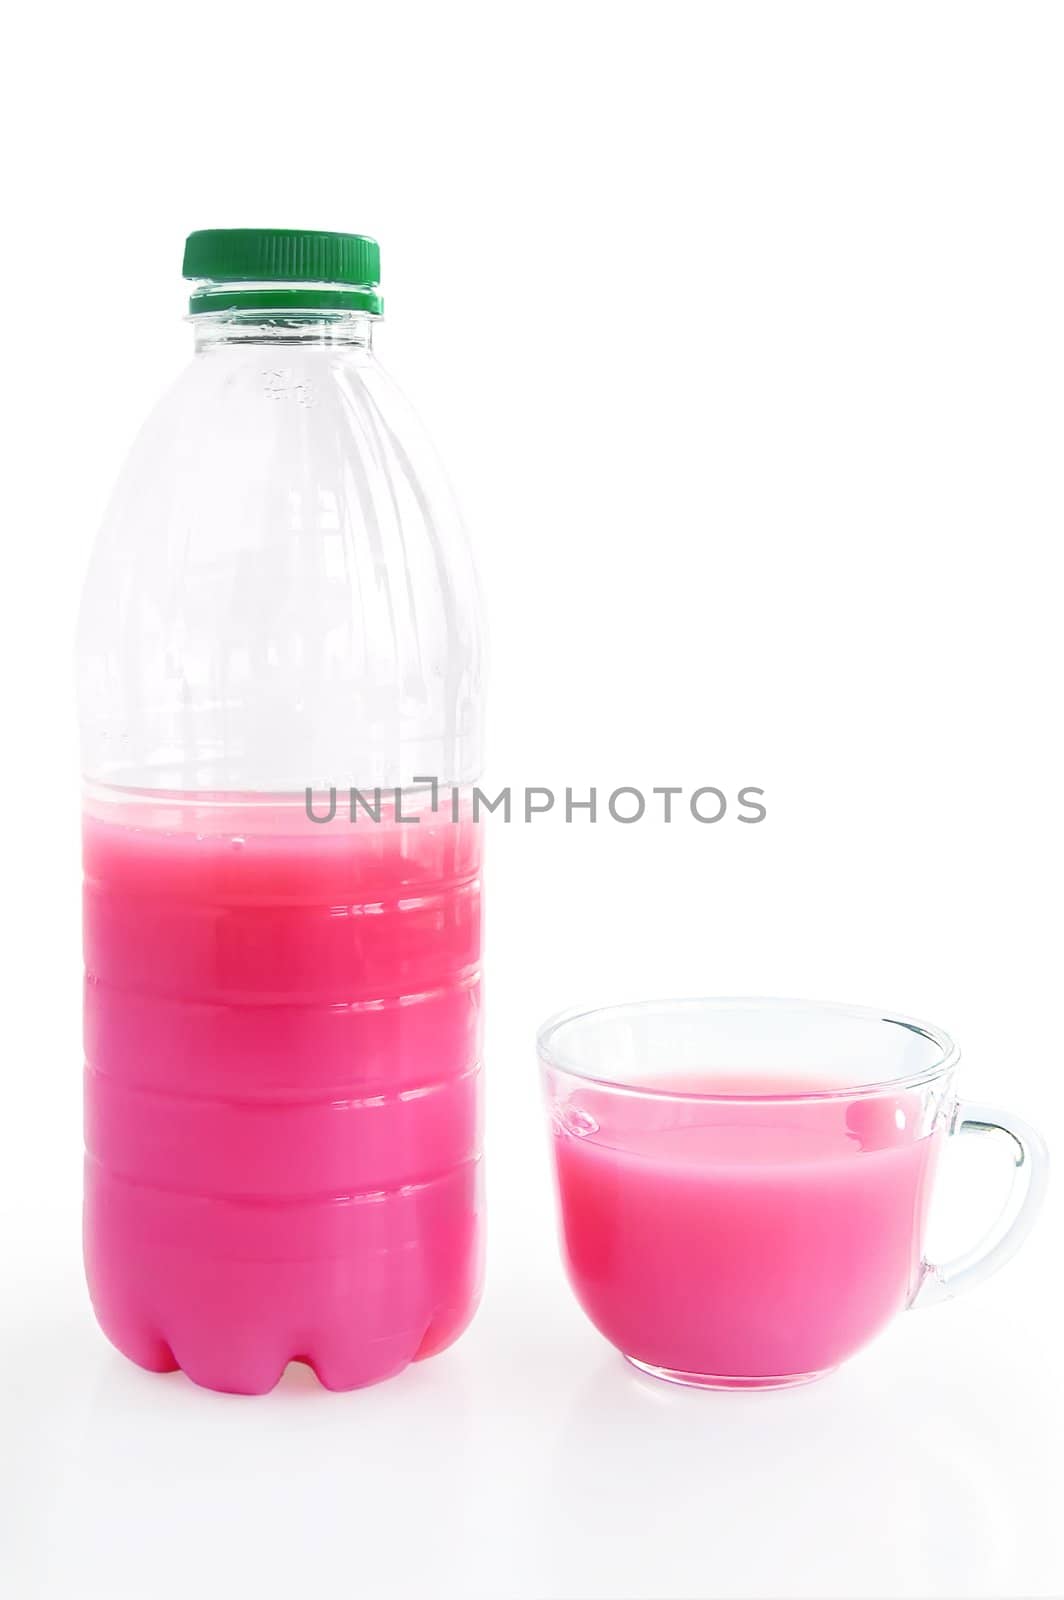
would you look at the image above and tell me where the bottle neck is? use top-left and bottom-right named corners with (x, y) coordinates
top-left (192, 305), bottom-right (376, 353)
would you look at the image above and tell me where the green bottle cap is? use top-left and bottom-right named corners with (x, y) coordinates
top-left (182, 228), bottom-right (382, 316)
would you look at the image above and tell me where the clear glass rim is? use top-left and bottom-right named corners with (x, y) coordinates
top-left (536, 996), bottom-right (960, 1103)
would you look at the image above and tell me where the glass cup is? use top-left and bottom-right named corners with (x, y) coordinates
top-left (539, 998), bottom-right (1047, 1389)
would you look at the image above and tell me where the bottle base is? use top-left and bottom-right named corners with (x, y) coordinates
top-left (624, 1356), bottom-right (837, 1390)
top-left (106, 1335), bottom-right (423, 1396)
top-left (92, 1295), bottom-right (481, 1397)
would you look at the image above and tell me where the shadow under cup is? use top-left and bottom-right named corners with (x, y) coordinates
top-left (539, 1000), bottom-right (961, 1389)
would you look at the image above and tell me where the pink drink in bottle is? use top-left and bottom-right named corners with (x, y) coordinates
top-left (78, 231), bottom-right (485, 1393)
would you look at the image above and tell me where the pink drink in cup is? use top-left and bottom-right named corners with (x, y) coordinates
top-left (551, 1079), bottom-right (938, 1384)
top-left (84, 794), bottom-right (483, 1395)
top-left (541, 999), bottom-right (1046, 1388)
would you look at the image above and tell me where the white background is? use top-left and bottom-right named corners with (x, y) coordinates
top-left (1, 3), bottom-right (1062, 1598)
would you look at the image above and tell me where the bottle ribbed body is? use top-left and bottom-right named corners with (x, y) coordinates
top-left (78, 314), bottom-right (484, 1393)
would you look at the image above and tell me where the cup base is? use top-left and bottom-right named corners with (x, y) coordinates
top-left (625, 1356), bottom-right (837, 1391)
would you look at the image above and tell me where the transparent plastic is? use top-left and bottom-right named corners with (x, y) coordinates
top-left (539, 999), bottom-right (1047, 1388)
top-left (79, 309), bottom-right (482, 792)
top-left (79, 302), bottom-right (484, 1394)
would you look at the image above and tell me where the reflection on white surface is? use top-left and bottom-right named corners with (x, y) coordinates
top-left (2, 1239), bottom-right (1059, 1600)
top-left (539, 1354), bottom-right (1016, 1600)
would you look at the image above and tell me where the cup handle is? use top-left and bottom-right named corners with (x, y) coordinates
top-left (911, 1099), bottom-right (1049, 1308)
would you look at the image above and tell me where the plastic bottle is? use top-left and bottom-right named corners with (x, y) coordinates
top-left (78, 229), bottom-right (484, 1394)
